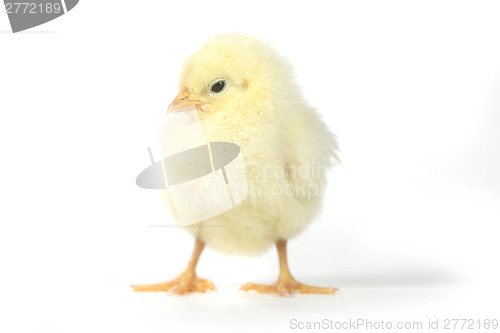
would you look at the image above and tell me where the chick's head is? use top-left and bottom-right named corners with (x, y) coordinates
top-left (168, 33), bottom-right (296, 120)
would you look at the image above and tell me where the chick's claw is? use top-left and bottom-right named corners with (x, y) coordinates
top-left (131, 272), bottom-right (216, 294)
top-left (240, 281), bottom-right (338, 296)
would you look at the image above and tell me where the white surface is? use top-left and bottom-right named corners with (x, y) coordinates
top-left (1, 1), bottom-right (500, 332)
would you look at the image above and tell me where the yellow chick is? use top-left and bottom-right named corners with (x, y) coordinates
top-left (132, 33), bottom-right (339, 295)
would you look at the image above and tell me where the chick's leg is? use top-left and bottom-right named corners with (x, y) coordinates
top-left (131, 238), bottom-right (216, 294)
top-left (240, 240), bottom-right (337, 296)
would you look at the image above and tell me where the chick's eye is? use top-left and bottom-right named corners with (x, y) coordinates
top-left (209, 79), bottom-right (227, 94)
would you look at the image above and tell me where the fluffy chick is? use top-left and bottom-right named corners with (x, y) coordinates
top-left (132, 33), bottom-right (339, 295)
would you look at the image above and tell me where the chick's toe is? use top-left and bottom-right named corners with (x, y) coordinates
top-left (131, 270), bottom-right (216, 294)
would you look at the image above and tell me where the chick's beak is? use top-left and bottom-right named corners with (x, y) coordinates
top-left (167, 87), bottom-right (203, 114)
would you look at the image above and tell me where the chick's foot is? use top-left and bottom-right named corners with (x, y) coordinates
top-left (240, 277), bottom-right (337, 296)
top-left (239, 240), bottom-right (337, 296)
top-left (131, 270), bottom-right (216, 294)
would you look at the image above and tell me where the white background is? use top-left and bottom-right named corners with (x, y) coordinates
top-left (1, 1), bottom-right (499, 332)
